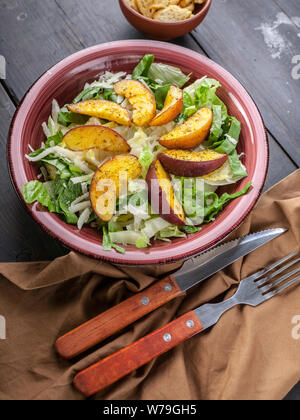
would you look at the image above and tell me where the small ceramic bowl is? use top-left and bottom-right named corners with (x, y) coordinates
top-left (119, 0), bottom-right (212, 41)
top-left (8, 40), bottom-right (268, 265)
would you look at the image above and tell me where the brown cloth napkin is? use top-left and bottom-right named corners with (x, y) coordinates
top-left (0, 170), bottom-right (300, 401)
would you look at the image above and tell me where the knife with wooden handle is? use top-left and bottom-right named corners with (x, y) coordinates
top-left (56, 229), bottom-right (285, 359)
top-left (74, 311), bottom-right (203, 397)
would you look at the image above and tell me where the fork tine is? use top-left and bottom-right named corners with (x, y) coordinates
top-left (256, 256), bottom-right (300, 287)
top-left (246, 251), bottom-right (298, 283)
top-left (267, 274), bottom-right (300, 298)
top-left (259, 265), bottom-right (300, 293)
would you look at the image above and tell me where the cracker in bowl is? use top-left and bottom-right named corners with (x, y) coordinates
top-left (153, 5), bottom-right (192, 21)
top-left (125, 0), bottom-right (206, 22)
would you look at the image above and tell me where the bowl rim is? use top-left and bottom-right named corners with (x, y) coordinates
top-left (119, 0), bottom-right (212, 25)
top-left (7, 40), bottom-right (269, 265)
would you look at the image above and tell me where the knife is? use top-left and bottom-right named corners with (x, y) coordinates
top-left (55, 228), bottom-right (286, 359)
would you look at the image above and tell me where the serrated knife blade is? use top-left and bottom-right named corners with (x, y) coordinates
top-left (174, 228), bottom-right (286, 292)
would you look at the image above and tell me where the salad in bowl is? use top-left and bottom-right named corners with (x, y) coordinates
top-left (22, 54), bottom-right (251, 255)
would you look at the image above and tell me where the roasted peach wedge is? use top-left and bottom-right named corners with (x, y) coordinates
top-left (146, 159), bottom-right (186, 226)
top-left (158, 150), bottom-right (228, 178)
top-left (63, 126), bottom-right (130, 153)
top-left (114, 79), bottom-right (156, 127)
top-left (159, 107), bottom-right (213, 149)
top-left (90, 154), bottom-right (142, 222)
top-left (150, 85), bottom-right (183, 127)
top-left (67, 100), bottom-right (131, 127)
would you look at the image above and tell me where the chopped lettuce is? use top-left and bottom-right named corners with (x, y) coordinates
top-left (181, 226), bottom-right (202, 234)
top-left (204, 182), bottom-right (252, 223)
top-left (156, 226), bottom-right (186, 240)
top-left (132, 54), bottom-right (155, 79)
top-left (102, 226), bottom-right (126, 254)
top-left (53, 179), bottom-right (82, 224)
top-left (27, 148), bottom-right (83, 181)
top-left (23, 178), bottom-right (83, 225)
top-left (174, 176), bottom-right (251, 226)
top-left (173, 177), bottom-right (205, 225)
top-left (139, 146), bottom-right (155, 176)
top-left (58, 106), bottom-right (89, 127)
top-left (23, 181), bottom-right (56, 212)
top-left (148, 62), bottom-right (190, 88)
top-left (45, 131), bottom-right (63, 147)
top-left (132, 55), bottom-right (189, 109)
top-left (73, 86), bottom-right (103, 103)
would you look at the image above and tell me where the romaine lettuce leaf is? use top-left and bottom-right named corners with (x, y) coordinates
top-left (58, 106), bottom-right (89, 127)
top-left (132, 55), bottom-right (155, 79)
top-left (148, 63), bottom-right (190, 88)
top-left (204, 182), bottom-right (252, 223)
top-left (23, 181), bottom-right (56, 212)
top-left (102, 226), bottom-right (126, 254)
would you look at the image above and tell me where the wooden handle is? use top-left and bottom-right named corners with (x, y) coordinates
top-left (73, 311), bottom-right (202, 397)
top-left (56, 276), bottom-right (182, 359)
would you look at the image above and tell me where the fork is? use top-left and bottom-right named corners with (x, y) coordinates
top-left (73, 251), bottom-right (300, 397)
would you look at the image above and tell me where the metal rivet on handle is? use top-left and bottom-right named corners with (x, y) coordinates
top-left (163, 334), bottom-right (172, 342)
top-left (186, 320), bottom-right (195, 328)
top-left (164, 284), bottom-right (172, 292)
top-left (141, 297), bottom-right (150, 306)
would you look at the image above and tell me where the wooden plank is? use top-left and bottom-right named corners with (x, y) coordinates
top-left (0, 0), bottom-right (204, 103)
top-left (0, 0), bottom-right (84, 101)
top-left (55, 0), bottom-right (204, 53)
top-left (274, 0), bottom-right (300, 27)
top-left (192, 0), bottom-right (300, 166)
top-left (264, 134), bottom-right (297, 192)
top-left (0, 85), bottom-right (67, 262)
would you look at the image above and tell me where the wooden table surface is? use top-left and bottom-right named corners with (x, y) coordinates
top-left (0, 0), bottom-right (299, 400)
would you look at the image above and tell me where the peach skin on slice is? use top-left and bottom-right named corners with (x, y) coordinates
top-left (146, 159), bottom-right (186, 226)
top-left (63, 126), bottom-right (130, 153)
top-left (158, 149), bottom-right (228, 177)
top-left (90, 154), bottom-right (142, 222)
top-left (114, 79), bottom-right (156, 127)
top-left (150, 85), bottom-right (183, 127)
top-left (67, 100), bottom-right (131, 127)
top-left (159, 107), bottom-right (213, 149)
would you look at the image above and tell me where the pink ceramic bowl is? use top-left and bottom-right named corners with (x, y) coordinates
top-left (119, 0), bottom-right (212, 41)
top-left (8, 40), bottom-right (268, 265)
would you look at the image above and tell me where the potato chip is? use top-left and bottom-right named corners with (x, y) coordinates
top-left (182, 2), bottom-right (195, 12)
top-left (179, 0), bottom-right (193, 7)
top-left (153, 5), bottom-right (192, 21)
top-left (136, 0), bottom-right (154, 17)
top-left (150, 0), bottom-right (181, 15)
top-left (150, 0), bottom-right (169, 14)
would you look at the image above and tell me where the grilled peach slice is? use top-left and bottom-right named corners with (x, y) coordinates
top-left (146, 159), bottom-right (186, 226)
top-left (90, 154), bottom-right (142, 222)
top-left (158, 150), bottom-right (228, 177)
top-left (67, 100), bottom-right (131, 127)
top-left (150, 85), bottom-right (183, 126)
top-left (114, 79), bottom-right (156, 127)
top-left (63, 126), bottom-right (130, 153)
top-left (159, 107), bottom-right (213, 149)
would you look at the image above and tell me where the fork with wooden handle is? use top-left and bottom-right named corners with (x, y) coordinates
top-left (73, 252), bottom-right (300, 397)
top-left (55, 229), bottom-right (285, 359)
